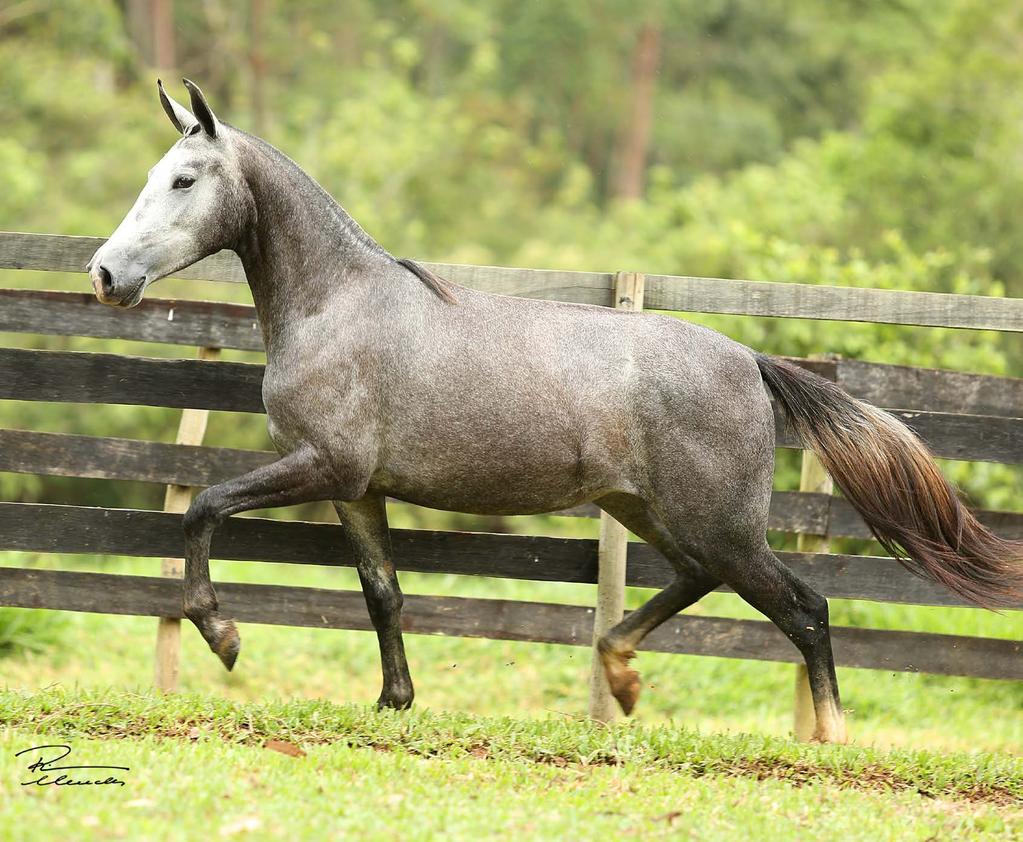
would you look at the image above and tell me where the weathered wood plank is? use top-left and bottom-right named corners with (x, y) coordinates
top-left (771, 491), bottom-right (830, 534)
top-left (0, 429), bottom-right (273, 485)
top-left (3, 289), bottom-right (1022, 422)
top-left (644, 273), bottom-right (1023, 331)
top-left (5, 232), bottom-right (1023, 328)
top-left (0, 289), bottom-right (264, 351)
top-left (772, 403), bottom-right (1023, 465)
top-left (825, 497), bottom-right (1023, 541)
top-left (1, 503), bottom-right (1019, 610)
top-left (0, 232), bottom-right (613, 306)
top-left (871, 409), bottom-right (1023, 464)
top-left (0, 567), bottom-right (1018, 679)
top-left (5, 348), bottom-right (1022, 464)
top-left (543, 492), bottom-right (833, 534)
top-left (783, 355), bottom-right (1023, 419)
top-left (0, 348), bottom-right (265, 412)
top-left (0, 232), bottom-right (247, 283)
top-left (0, 431), bottom-right (272, 484)
top-left (4, 431), bottom-right (1022, 540)
top-left (836, 358), bottom-right (1023, 418)
top-left (7, 289), bottom-right (1019, 423)
top-left (154, 346), bottom-right (221, 692)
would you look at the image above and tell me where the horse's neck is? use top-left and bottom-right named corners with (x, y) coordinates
top-left (233, 135), bottom-right (391, 349)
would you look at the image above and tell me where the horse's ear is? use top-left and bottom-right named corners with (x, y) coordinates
top-left (182, 78), bottom-right (219, 139)
top-left (157, 79), bottom-right (197, 135)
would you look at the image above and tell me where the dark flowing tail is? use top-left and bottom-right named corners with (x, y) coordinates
top-left (755, 353), bottom-right (1023, 609)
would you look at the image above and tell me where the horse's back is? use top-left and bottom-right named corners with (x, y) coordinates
top-left (363, 286), bottom-right (772, 513)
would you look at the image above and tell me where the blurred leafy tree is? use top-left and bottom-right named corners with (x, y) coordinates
top-left (0, 0), bottom-right (1020, 519)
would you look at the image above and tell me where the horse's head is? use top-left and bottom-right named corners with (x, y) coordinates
top-left (87, 80), bottom-right (252, 307)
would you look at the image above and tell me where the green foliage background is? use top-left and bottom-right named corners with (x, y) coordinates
top-left (1, 0), bottom-right (1020, 517)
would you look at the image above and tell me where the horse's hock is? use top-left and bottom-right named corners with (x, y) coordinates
top-left (1, 230), bottom-right (1021, 731)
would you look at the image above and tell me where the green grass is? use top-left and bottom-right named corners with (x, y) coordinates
top-left (3, 550), bottom-right (1022, 752)
top-left (0, 607), bottom-right (68, 656)
top-left (0, 689), bottom-right (1019, 841)
top-left (1, 547), bottom-right (1021, 838)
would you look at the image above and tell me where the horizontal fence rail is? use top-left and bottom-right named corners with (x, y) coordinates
top-left (2, 503), bottom-right (1020, 611)
top-left (2, 567), bottom-right (1018, 680)
top-left (4, 347), bottom-right (1023, 463)
top-left (3, 287), bottom-right (1023, 420)
top-left (0, 348), bottom-right (266, 413)
top-left (0, 289), bottom-right (266, 351)
top-left (2, 429), bottom-right (1022, 542)
top-left (5, 231), bottom-right (1023, 330)
top-left (1, 229), bottom-right (1020, 700)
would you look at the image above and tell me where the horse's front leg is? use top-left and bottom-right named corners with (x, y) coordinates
top-left (333, 495), bottom-right (413, 710)
top-left (182, 448), bottom-right (337, 669)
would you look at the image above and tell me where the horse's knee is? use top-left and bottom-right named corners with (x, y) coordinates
top-left (183, 490), bottom-right (220, 540)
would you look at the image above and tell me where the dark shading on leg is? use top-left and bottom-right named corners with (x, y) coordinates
top-left (688, 539), bottom-right (847, 743)
top-left (182, 448), bottom-right (335, 670)
top-left (334, 495), bottom-right (414, 710)
top-left (593, 493), bottom-right (720, 715)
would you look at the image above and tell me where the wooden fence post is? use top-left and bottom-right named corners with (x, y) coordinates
top-left (792, 359), bottom-right (835, 740)
top-left (588, 271), bottom-right (645, 721)
top-left (154, 346), bottom-right (221, 691)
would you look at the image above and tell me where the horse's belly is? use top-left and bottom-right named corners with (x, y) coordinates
top-left (374, 477), bottom-right (597, 516)
top-left (371, 435), bottom-right (627, 515)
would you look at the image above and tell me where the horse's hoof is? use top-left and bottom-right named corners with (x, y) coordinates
top-left (376, 688), bottom-right (414, 711)
top-left (211, 618), bottom-right (241, 671)
top-left (811, 729), bottom-right (849, 745)
top-left (810, 716), bottom-right (851, 744)
top-left (609, 667), bottom-right (642, 716)
top-left (599, 640), bottom-right (642, 716)
top-left (811, 708), bottom-right (849, 744)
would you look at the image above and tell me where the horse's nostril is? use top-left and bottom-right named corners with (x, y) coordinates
top-left (98, 265), bottom-right (114, 297)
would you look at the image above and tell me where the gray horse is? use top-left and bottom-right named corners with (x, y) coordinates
top-left (89, 80), bottom-right (1020, 743)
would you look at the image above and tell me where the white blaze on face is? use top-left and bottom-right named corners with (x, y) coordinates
top-left (88, 135), bottom-right (229, 308)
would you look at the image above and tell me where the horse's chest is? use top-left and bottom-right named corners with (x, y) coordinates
top-left (261, 359), bottom-right (371, 454)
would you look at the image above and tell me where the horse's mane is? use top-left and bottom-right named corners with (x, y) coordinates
top-left (395, 258), bottom-right (458, 304)
top-left (233, 126), bottom-right (457, 304)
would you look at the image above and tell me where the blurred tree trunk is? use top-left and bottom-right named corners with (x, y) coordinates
top-left (152, 0), bottom-right (176, 70)
top-left (249, 0), bottom-right (268, 134)
top-left (125, 0), bottom-right (153, 64)
top-left (613, 22), bottom-right (661, 200)
top-left (127, 0), bottom-right (175, 69)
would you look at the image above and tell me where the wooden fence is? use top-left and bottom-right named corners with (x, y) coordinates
top-left (1, 232), bottom-right (1021, 732)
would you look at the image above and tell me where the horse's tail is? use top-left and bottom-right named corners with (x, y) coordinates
top-left (755, 353), bottom-right (1023, 609)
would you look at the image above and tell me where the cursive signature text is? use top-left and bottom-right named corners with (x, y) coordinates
top-left (16, 744), bottom-right (129, 787)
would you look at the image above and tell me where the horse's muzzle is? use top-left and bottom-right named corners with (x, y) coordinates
top-left (90, 263), bottom-right (146, 308)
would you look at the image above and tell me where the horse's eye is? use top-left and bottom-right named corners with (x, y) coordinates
top-left (172, 176), bottom-right (196, 190)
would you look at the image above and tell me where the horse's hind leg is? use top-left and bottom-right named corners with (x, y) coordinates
top-left (333, 495), bottom-right (413, 710)
top-left (593, 493), bottom-right (720, 715)
top-left (688, 536), bottom-right (847, 743)
top-left (641, 371), bottom-right (846, 742)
